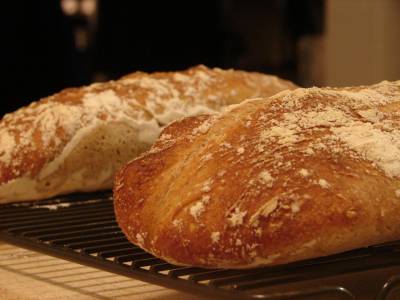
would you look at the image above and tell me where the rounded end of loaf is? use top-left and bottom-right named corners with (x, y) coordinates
top-left (0, 120), bottom-right (159, 203)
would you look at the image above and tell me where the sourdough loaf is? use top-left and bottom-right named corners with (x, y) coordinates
top-left (0, 65), bottom-right (296, 202)
top-left (114, 80), bottom-right (400, 269)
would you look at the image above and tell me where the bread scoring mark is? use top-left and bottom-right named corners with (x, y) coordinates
top-left (249, 197), bottom-right (279, 227)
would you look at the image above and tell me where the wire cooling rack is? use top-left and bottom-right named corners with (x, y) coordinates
top-left (1, 192), bottom-right (400, 299)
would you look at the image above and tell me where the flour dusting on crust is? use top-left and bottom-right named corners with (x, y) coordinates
top-left (1, 65), bottom-right (296, 202)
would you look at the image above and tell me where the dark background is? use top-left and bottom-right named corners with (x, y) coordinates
top-left (0, 0), bottom-right (324, 115)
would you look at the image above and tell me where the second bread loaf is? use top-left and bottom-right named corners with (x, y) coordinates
top-left (0, 65), bottom-right (296, 202)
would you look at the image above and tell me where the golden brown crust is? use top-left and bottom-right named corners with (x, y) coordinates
top-left (0, 65), bottom-right (296, 202)
top-left (114, 80), bottom-right (400, 269)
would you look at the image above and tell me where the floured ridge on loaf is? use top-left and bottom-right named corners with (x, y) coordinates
top-left (0, 65), bottom-right (297, 202)
top-left (114, 80), bottom-right (400, 269)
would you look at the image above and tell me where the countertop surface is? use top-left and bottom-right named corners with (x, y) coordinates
top-left (4, 240), bottom-right (399, 300)
top-left (0, 241), bottom-right (209, 300)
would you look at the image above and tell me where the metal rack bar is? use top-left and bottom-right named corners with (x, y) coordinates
top-left (1, 192), bottom-right (400, 299)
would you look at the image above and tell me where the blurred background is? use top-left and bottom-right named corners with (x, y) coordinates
top-left (1, 0), bottom-right (399, 115)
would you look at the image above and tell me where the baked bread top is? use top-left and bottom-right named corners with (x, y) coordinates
top-left (114, 80), bottom-right (400, 269)
top-left (120, 65), bottom-right (297, 124)
top-left (0, 65), bottom-right (296, 202)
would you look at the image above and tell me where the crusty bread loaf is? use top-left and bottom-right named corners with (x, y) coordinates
top-left (0, 65), bottom-right (296, 203)
top-left (114, 80), bottom-right (400, 269)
